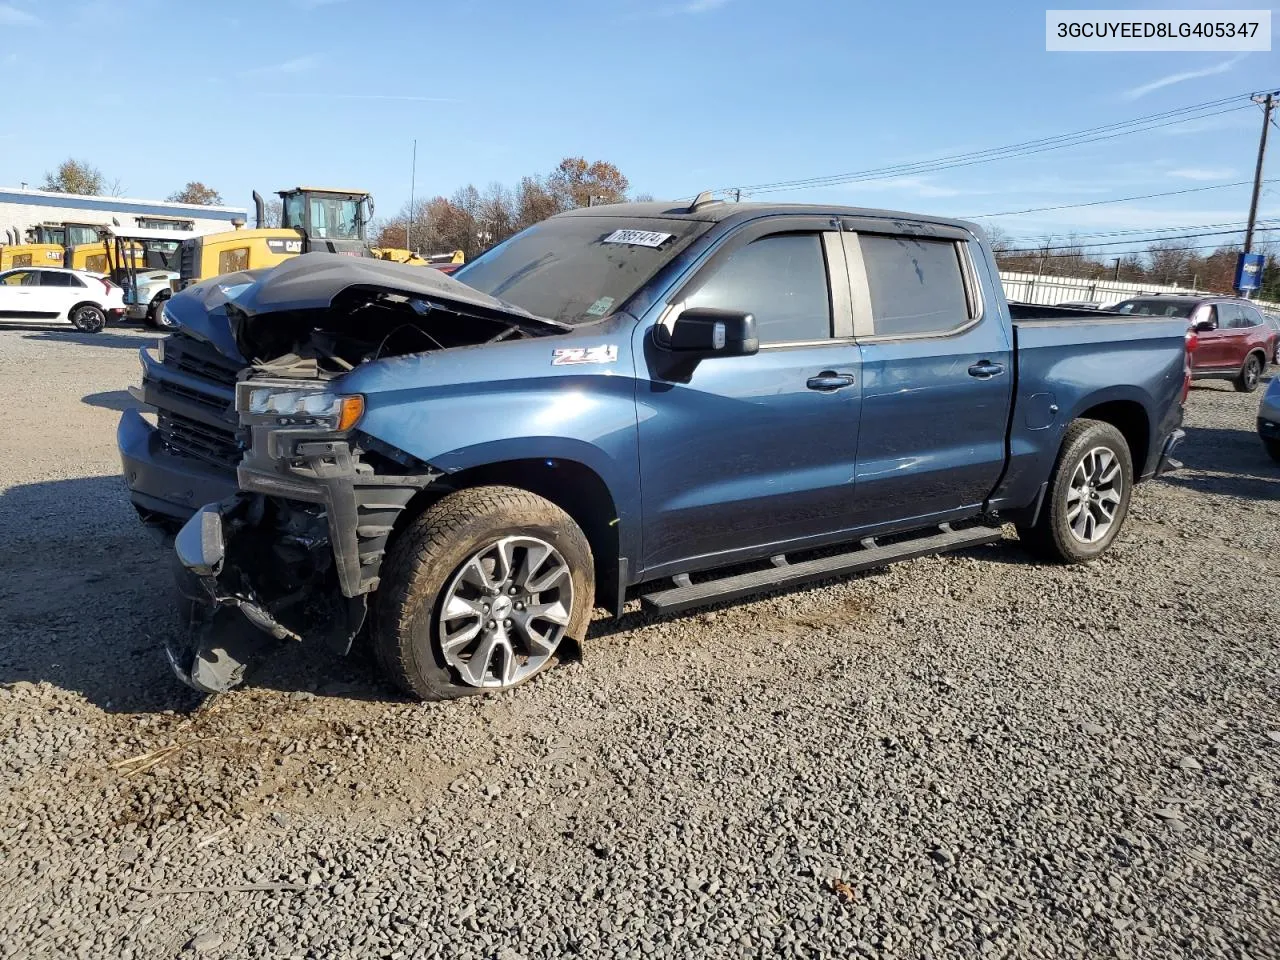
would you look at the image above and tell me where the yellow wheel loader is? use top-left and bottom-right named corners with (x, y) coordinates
top-left (173, 187), bottom-right (374, 290)
top-left (0, 221), bottom-right (104, 269)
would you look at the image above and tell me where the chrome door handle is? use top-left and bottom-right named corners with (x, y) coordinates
top-left (967, 361), bottom-right (1004, 379)
top-left (806, 372), bottom-right (857, 391)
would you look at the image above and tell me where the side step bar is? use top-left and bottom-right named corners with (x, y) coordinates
top-left (640, 524), bottom-right (1004, 615)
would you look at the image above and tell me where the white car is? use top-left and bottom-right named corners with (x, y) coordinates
top-left (0, 266), bottom-right (126, 333)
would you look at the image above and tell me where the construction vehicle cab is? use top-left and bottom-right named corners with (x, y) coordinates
top-left (0, 221), bottom-right (103, 269)
top-left (279, 187), bottom-right (371, 254)
top-left (173, 187), bottom-right (372, 291)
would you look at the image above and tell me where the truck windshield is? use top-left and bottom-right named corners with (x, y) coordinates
top-left (454, 216), bottom-right (709, 325)
top-left (1111, 299), bottom-right (1195, 318)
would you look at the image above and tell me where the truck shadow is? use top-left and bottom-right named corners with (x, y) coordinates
top-left (18, 328), bottom-right (158, 350)
top-left (0, 474), bottom-right (392, 713)
top-left (82, 390), bottom-right (144, 413)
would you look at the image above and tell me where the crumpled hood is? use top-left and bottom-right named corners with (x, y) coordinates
top-left (165, 252), bottom-right (571, 364)
top-left (203, 253), bottom-right (565, 326)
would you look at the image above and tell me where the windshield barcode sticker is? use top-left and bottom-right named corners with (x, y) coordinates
top-left (602, 229), bottom-right (672, 248)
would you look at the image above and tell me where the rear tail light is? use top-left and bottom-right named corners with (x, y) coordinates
top-left (98, 277), bottom-right (113, 294)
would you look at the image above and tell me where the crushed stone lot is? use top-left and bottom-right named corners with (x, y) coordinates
top-left (1, 322), bottom-right (1279, 960)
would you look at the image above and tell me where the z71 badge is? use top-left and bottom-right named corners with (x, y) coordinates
top-left (552, 345), bottom-right (618, 366)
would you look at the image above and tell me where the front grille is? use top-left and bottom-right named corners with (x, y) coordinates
top-left (158, 412), bottom-right (243, 469)
top-left (150, 333), bottom-right (244, 472)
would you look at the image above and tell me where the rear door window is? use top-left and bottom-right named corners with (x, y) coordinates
top-left (856, 235), bottom-right (971, 337)
top-left (1218, 303), bottom-right (1246, 329)
top-left (682, 233), bottom-right (832, 343)
top-left (37, 272), bottom-right (73, 287)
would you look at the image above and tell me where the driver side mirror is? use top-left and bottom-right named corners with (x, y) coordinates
top-left (661, 307), bottom-right (758, 357)
top-left (653, 308), bottom-right (758, 381)
top-left (1193, 319), bottom-right (1216, 333)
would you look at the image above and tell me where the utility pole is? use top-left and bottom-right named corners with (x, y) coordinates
top-left (1236, 91), bottom-right (1277, 295)
top-left (1111, 257), bottom-right (1120, 282)
top-left (407, 139), bottom-right (418, 253)
top-left (1243, 92), bottom-right (1275, 255)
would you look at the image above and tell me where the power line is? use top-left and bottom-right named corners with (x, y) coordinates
top-left (1006, 218), bottom-right (1280, 245)
top-left (735, 98), bottom-right (1247, 193)
top-left (1001, 223), bottom-right (1280, 254)
top-left (1007, 218), bottom-right (1261, 243)
top-left (968, 178), bottom-right (1277, 219)
top-left (1000, 226), bottom-right (1280, 258)
top-left (722, 93), bottom-right (1259, 196)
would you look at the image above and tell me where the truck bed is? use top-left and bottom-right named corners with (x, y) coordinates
top-left (990, 303), bottom-right (1189, 514)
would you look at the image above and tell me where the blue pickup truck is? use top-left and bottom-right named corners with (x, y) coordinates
top-left (119, 197), bottom-right (1190, 697)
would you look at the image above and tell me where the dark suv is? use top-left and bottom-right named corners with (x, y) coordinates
top-left (1112, 295), bottom-right (1276, 393)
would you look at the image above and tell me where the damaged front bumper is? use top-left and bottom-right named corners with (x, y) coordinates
top-left (163, 430), bottom-right (439, 693)
top-left (168, 498), bottom-right (359, 693)
top-left (123, 346), bottom-right (441, 693)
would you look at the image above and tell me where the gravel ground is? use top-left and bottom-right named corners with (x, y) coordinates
top-left (1, 322), bottom-right (1279, 960)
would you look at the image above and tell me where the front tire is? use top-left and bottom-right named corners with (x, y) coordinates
top-left (69, 304), bottom-right (106, 333)
top-left (1235, 353), bottom-right (1263, 393)
top-left (373, 486), bottom-right (594, 700)
top-left (1017, 419), bottom-right (1133, 564)
top-left (148, 294), bottom-right (175, 329)
top-left (1264, 437), bottom-right (1280, 464)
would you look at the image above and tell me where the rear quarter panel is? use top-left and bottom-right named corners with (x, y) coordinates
top-left (991, 315), bottom-right (1187, 511)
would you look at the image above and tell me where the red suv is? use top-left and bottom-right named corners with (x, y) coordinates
top-left (1112, 295), bottom-right (1276, 393)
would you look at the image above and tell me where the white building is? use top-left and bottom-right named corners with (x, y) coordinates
top-left (0, 186), bottom-right (247, 243)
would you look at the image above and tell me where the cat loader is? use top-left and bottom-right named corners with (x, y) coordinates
top-left (172, 187), bottom-right (374, 290)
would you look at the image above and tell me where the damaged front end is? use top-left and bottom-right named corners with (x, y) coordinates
top-left (126, 254), bottom-right (565, 693)
top-left (163, 374), bottom-right (443, 693)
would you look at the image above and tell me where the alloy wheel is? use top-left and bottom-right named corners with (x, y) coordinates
top-left (1065, 445), bottom-right (1123, 544)
top-left (437, 535), bottom-right (573, 688)
top-left (71, 306), bottom-right (105, 333)
top-left (1245, 357), bottom-right (1261, 390)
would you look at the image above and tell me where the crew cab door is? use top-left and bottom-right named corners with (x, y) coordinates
top-left (841, 224), bottom-right (1013, 527)
top-left (634, 217), bottom-right (862, 575)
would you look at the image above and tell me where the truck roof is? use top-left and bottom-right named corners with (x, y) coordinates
top-left (555, 200), bottom-right (983, 235)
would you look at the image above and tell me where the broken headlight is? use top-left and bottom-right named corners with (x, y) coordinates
top-left (237, 383), bottom-right (365, 432)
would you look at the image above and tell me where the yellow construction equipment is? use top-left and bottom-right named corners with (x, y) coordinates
top-left (173, 187), bottom-right (374, 290)
top-left (0, 221), bottom-right (104, 269)
top-left (373, 247), bottom-right (465, 269)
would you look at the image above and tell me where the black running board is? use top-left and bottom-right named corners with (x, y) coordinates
top-left (640, 524), bottom-right (1003, 615)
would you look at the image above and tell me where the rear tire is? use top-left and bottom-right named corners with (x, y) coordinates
top-left (69, 303), bottom-right (106, 333)
top-left (1235, 353), bottom-right (1263, 393)
top-left (373, 486), bottom-right (594, 700)
top-left (1017, 419), bottom-right (1133, 564)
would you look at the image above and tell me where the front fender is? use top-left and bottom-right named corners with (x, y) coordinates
top-left (353, 375), bottom-right (642, 564)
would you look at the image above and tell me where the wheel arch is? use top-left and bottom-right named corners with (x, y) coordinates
top-left (1076, 398), bottom-right (1151, 477)
top-left (68, 299), bottom-right (105, 317)
top-left (391, 457), bottom-right (622, 613)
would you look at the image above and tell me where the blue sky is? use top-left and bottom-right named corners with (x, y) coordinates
top-left (0, 0), bottom-right (1276, 249)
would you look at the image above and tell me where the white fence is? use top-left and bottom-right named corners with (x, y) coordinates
top-left (999, 270), bottom-right (1280, 312)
